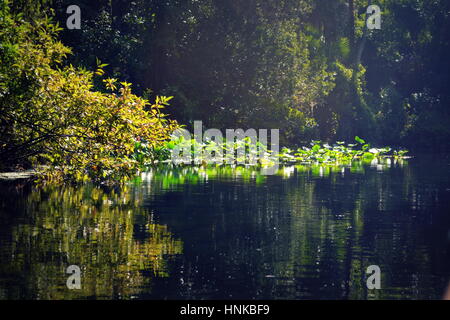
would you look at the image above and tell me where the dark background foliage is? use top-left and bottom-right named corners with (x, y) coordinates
top-left (9, 0), bottom-right (450, 150)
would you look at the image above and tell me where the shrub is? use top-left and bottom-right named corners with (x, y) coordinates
top-left (0, 2), bottom-right (179, 182)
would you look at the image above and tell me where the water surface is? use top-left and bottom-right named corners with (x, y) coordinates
top-left (0, 155), bottom-right (449, 299)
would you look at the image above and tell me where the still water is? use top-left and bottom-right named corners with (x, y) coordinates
top-left (0, 156), bottom-right (449, 300)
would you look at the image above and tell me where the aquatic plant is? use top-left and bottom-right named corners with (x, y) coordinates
top-left (134, 136), bottom-right (408, 170)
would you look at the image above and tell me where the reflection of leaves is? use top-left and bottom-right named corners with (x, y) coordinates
top-left (149, 165), bottom-right (267, 189)
top-left (0, 184), bottom-right (182, 299)
top-left (147, 157), bottom-right (405, 189)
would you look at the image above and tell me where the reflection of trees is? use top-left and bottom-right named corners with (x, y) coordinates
top-left (1, 157), bottom-right (447, 300)
top-left (278, 159), bottom-right (445, 300)
top-left (0, 184), bottom-right (183, 299)
top-left (146, 159), bottom-right (447, 299)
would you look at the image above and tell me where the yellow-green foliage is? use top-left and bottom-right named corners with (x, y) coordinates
top-left (0, 3), bottom-right (179, 182)
top-left (0, 184), bottom-right (183, 299)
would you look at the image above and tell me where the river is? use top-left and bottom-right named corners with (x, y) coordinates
top-left (0, 155), bottom-right (449, 299)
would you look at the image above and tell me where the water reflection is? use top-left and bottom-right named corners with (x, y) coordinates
top-left (143, 157), bottom-right (449, 300)
top-left (0, 156), bottom-right (449, 300)
top-left (0, 184), bottom-right (183, 299)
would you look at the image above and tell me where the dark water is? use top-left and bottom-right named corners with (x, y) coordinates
top-left (0, 156), bottom-right (449, 300)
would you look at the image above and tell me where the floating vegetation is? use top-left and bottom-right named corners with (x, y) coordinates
top-left (25, 136), bottom-right (409, 185)
top-left (135, 136), bottom-right (409, 170)
top-left (276, 136), bottom-right (409, 165)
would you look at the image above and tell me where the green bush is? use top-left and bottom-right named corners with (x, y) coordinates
top-left (0, 2), bottom-right (179, 182)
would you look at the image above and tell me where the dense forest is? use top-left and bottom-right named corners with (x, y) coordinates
top-left (50, 0), bottom-right (449, 148)
top-left (1, 0), bottom-right (449, 177)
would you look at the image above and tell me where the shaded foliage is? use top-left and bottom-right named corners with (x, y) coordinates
top-left (45, 0), bottom-right (449, 150)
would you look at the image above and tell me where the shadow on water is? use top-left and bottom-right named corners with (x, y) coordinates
top-left (0, 154), bottom-right (449, 299)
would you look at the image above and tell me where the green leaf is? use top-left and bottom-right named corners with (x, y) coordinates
top-left (363, 152), bottom-right (375, 160)
top-left (312, 144), bottom-right (321, 153)
top-left (355, 136), bottom-right (366, 144)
